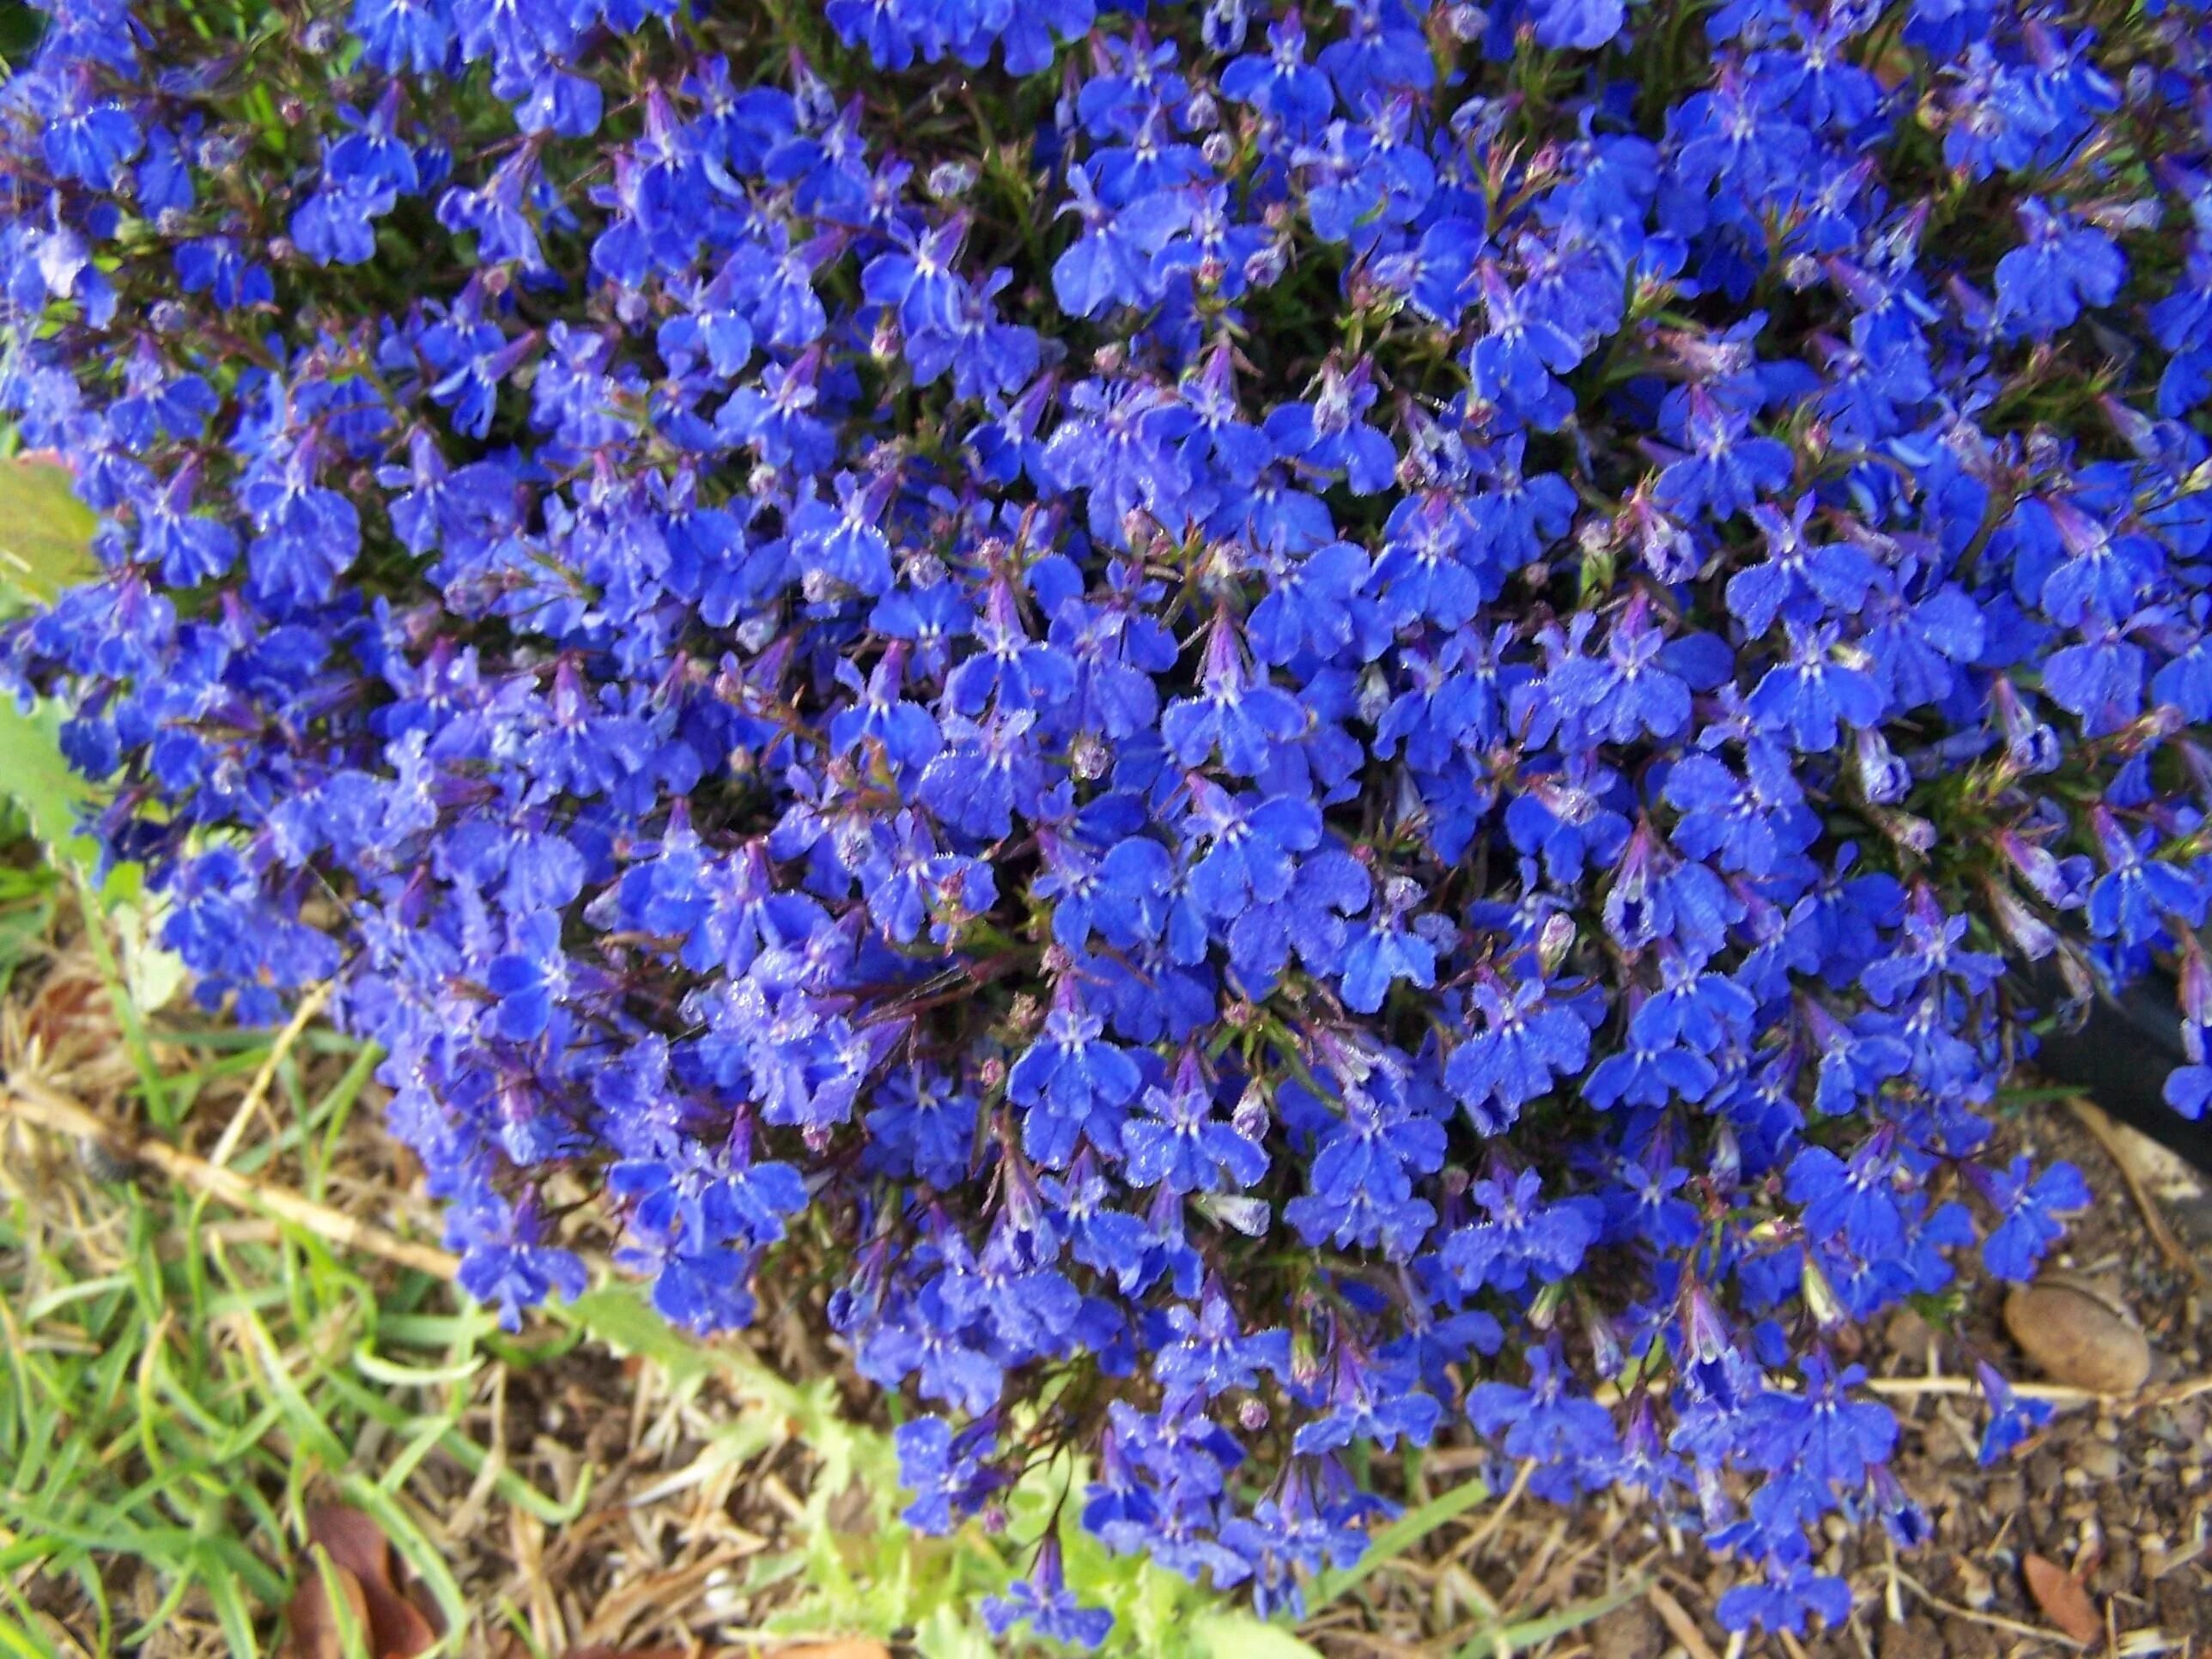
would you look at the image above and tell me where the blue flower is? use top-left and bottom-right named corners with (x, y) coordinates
top-left (1445, 969), bottom-right (1592, 1133)
top-left (1292, 1342), bottom-right (1440, 1455)
top-left (1973, 1156), bottom-right (2091, 1282)
top-left (1468, 1342), bottom-right (1617, 1471)
top-left (1052, 167), bottom-right (1188, 318)
top-left (1123, 1052), bottom-right (1268, 1194)
top-left (1546, 596), bottom-right (1697, 744)
top-left (352, 0), bottom-right (455, 73)
top-left (1183, 779), bottom-right (1323, 921)
top-left (1716, 1559), bottom-right (1853, 1637)
top-left (1218, 12), bottom-right (1334, 140)
top-left (1656, 390), bottom-right (1796, 520)
top-left (982, 1540), bottom-right (1114, 1650)
top-left (895, 1414), bottom-right (997, 1534)
top-left (1340, 877), bottom-right (1437, 1014)
top-left (1529, 0), bottom-right (1625, 51)
top-left (2086, 806), bottom-right (2206, 945)
top-left (37, 70), bottom-right (142, 190)
top-left (1156, 1286), bottom-right (1291, 1397)
top-left (1262, 356), bottom-right (1397, 495)
top-left (1973, 1360), bottom-right (2052, 1465)
top-left (1162, 612), bottom-right (1305, 775)
top-left (1728, 499), bottom-right (1878, 635)
top-left (1010, 988), bottom-right (1146, 1168)
top-left (1996, 198), bottom-right (2126, 337)
top-left (1749, 624), bottom-right (1885, 751)
top-left (1442, 1167), bottom-right (1601, 1293)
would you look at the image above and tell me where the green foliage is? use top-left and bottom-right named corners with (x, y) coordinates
top-left (0, 456), bottom-right (99, 610)
top-left (0, 699), bottom-right (94, 871)
top-left (0, 1117), bottom-right (540, 1656)
top-left (572, 1281), bottom-right (1327, 1658)
top-left (0, 449), bottom-right (189, 1033)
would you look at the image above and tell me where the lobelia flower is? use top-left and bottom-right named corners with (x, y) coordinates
top-left (10, 0), bottom-right (2212, 1636)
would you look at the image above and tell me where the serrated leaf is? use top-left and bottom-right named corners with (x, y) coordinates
top-left (911, 1605), bottom-right (994, 1659)
top-left (0, 696), bottom-right (96, 866)
top-left (1188, 1613), bottom-right (1324, 1659)
top-left (567, 1285), bottom-right (712, 1389)
top-left (0, 455), bottom-right (99, 606)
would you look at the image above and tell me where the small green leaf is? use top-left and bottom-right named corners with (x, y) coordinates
top-left (1189, 1613), bottom-right (1326, 1659)
top-left (913, 1603), bottom-right (997, 1659)
top-left (113, 894), bottom-right (189, 1012)
top-left (1458, 1576), bottom-right (1653, 1657)
top-left (566, 1285), bottom-right (712, 1389)
top-left (0, 696), bottom-right (95, 865)
top-left (0, 455), bottom-right (99, 606)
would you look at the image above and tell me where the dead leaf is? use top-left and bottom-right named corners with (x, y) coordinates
top-left (555, 1647), bottom-right (888, 1659)
top-left (288, 1555), bottom-right (373, 1659)
top-left (775, 1645), bottom-right (893, 1659)
top-left (2022, 1552), bottom-right (2100, 1644)
top-left (285, 1505), bottom-right (440, 1659)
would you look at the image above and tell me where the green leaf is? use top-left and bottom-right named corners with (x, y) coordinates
top-left (0, 696), bottom-right (94, 865)
top-left (0, 456), bottom-right (99, 607)
top-left (113, 894), bottom-right (189, 1012)
top-left (1456, 1577), bottom-right (1653, 1658)
top-left (913, 1603), bottom-right (997, 1659)
top-left (1188, 1613), bottom-right (1326, 1659)
top-left (565, 1285), bottom-right (711, 1390)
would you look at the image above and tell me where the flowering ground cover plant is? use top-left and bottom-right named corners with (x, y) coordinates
top-left (6, 0), bottom-right (2212, 1640)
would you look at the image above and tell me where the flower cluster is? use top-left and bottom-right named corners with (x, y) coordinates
top-left (7, 0), bottom-right (2212, 1639)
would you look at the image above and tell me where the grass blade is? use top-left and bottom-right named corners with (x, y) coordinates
top-left (1304, 1470), bottom-right (1492, 1612)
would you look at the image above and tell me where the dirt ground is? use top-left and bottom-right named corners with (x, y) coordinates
top-left (1527, 1102), bottom-right (2212, 1659)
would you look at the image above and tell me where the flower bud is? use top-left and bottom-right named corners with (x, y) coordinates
top-left (1853, 726), bottom-right (1911, 805)
top-left (1200, 0), bottom-right (1249, 52)
top-left (927, 160), bottom-right (976, 199)
top-left (1070, 731), bottom-right (1110, 780)
top-left (1800, 1254), bottom-right (1845, 1329)
top-left (1232, 1084), bottom-right (1270, 1142)
top-left (1986, 882), bottom-right (2057, 959)
top-left (1536, 912), bottom-right (1577, 977)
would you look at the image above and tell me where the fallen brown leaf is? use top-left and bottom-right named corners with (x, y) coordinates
top-left (555, 1644), bottom-right (888, 1659)
top-left (2022, 1552), bottom-right (2100, 1645)
top-left (288, 1555), bottom-right (373, 1659)
top-left (285, 1505), bottom-right (440, 1659)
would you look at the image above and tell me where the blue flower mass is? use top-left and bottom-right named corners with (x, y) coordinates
top-left (5, 0), bottom-right (2212, 1639)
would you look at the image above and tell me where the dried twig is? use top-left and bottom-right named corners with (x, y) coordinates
top-left (1862, 1371), bottom-right (2212, 1413)
top-left (1644, 1583), bottom-right (1720, 1659)
top-left (205, 980), bottom-right (332, 1170)
top-left (0, 1076), bottom-right (460, 1279)
top-left (1452, 1458), bottom-right (1535, 1565)
top-left (1888, 1565), bottom-right (2087, 1650)
top-left (2066, 1097), bottom-right (2210, 1291)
